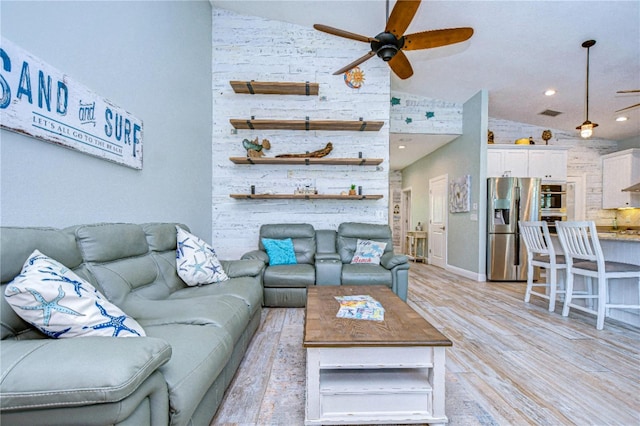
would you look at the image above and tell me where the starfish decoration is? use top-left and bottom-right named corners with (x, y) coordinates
top-left (391, 97), bottom-right (401, 106)
top-left (177, 237), bottom-right (194, 258)
top-left (188, 256), bottom-right (208, 276)
top-left (207, 261), bottom-right (223, 275)
top-left (36, 324), bottom-right (72, 338)
top-left (193, 240), bottom-right (209, 254)
top-left (405, 117), bottom-right (413, 124)
top-left (41, 267), bottom-right (91, 298)
top-left (83, 301), bottom-right (141, 337)
top-left (14, 285), bottom-right (83, 326)
top-left (426, 111), bottom-right (435, 119)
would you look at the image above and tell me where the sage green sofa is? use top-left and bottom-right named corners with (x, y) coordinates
top-left (242, 222), bottom-right (409, 307)
top-left (0, 223), bottom-right (264, 426)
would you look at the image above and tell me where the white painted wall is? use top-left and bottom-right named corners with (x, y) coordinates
top-left (211, 8), bottom-right (391, 259)
top-left (0, 1), bottom-right (214, 239)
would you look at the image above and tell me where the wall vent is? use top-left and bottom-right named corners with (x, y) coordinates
top-left (539, 109), bottom-right (563, 117)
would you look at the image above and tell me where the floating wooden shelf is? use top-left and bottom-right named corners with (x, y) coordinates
top-left (229, 119), bottom-right (384, 132)
top-left (230, 80), bottom-right (319, 96)
top-left (229, 194), bottom-right (383, 200)
top-left (229, 157), bottom-right (383, 166)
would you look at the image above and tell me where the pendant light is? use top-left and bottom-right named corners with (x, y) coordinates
top-left (576, 40), bottom-right (598, 138)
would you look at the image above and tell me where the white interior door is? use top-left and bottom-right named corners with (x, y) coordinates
top-left (402, 189), bottom-right (411, 254)
top-left (429, 175), bottom-right (448, 268)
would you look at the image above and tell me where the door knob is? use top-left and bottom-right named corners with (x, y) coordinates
top-left (440, 226), bottom-right (445, 231)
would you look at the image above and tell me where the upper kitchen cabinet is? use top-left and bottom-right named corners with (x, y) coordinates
top-left (602, 148), bottom-right (640, 209)
top-left (528, 150), bottom-right (568, 181)
top-left (487, 146), bottom-right (567, 181)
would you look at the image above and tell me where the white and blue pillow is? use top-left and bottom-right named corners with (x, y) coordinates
top-left (262, 238), bottom-right (297, 266)
top-left (176, 226), bottom-right (229, 286)
top-left (4, 250), bottom-right (145, 338)
top-left (350, 239), bottom-right (387, 265)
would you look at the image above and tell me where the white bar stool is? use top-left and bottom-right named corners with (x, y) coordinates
top-left (519, 221), bottom-right (566, 312)
top-left (555, 221), bottom-right (640, 330)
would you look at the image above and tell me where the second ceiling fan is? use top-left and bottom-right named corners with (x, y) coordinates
top-left (314, 0), bottom-right (474, 79)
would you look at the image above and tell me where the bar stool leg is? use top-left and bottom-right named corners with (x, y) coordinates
top-left (562, 268), bottom-right (574, 317)
top-left (549, 267), bottom-right (557, 312)
top-left (524, 261), bottom-right (534, 303)
top-left (596, 275), bottom-right (607, 331)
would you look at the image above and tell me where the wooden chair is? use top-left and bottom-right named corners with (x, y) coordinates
top-left (555, 221), bottom-right (640, 330)
top-left (519, 221), bottom-right (566, 311)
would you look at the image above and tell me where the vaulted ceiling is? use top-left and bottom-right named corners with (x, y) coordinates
top-left (211, 1), bottom-right (640, 168)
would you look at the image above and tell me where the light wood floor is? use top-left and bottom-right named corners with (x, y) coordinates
top-left (212, 263), bottom-right (640, 425)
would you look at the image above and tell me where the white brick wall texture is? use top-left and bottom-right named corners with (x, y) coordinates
top-left (212, 8), bottom-right (391, 258)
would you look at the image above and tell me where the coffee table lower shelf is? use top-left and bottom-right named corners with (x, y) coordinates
top-left (305, 346), bottom-right (447, 425)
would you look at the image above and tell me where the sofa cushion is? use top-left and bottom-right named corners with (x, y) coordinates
top-left (262, 238), bottom-right (297, 266)
top-left (0, 336), bottom-right (171, 410)
top-left (143, 323), bottom-right (233, 426)
top-left (4, 250), bottom-right (145, 338)
top-left (350, 239), bottom-right (387, 265)
top-left (259, 224), bottom-right (316, 264)
top-left (337, 222), bottom-right (394, 264)
top-left (263, 264), bottom-right (315, 288)
top-left (341, 263), bottom-right (392, 286)
top-left (176, 226), bottom-right (228, 285)
top-left (1, 226), bottom-right (84, 340)
top-left (75, 223), bottom-right (166, 305)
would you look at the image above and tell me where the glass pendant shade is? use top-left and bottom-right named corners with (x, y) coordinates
top-left (577, 40), bottom-right (598, 138)
top-left (578, 120), bottom-right (598, 138)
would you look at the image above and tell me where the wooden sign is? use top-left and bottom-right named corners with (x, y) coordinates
top-left (0, 38), bottom-right (143, 169)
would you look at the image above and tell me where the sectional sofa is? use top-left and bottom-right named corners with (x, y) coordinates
top-left (242, 222), bottom-right (410, 307)
top-left (0, 223), bottom-right (264, 426)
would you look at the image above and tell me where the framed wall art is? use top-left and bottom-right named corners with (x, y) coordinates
top-left (449, 174), bottom-right (471, 213)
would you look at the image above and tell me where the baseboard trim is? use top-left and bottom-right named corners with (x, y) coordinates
top-left (445, 264), bottom-right (486, 282)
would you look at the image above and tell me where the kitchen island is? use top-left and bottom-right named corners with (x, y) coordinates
top-left (551, 233), bottom-right (640, 328)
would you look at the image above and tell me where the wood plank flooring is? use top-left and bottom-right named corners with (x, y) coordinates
top-left (211, 263), bottom-right (640, 425)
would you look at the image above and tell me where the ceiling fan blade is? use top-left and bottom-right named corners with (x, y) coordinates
top-left (385, 0), bottom-right (422, 38)
top-left (333, 51), bottom-right (376, 75)
top-left (403, 27), bottom-right (474, 50)
top-left (617, 90), bottom-right (640, 94)
top-left (388, 50), bottom-right (414, 79)
top-left (313, 24), bottom-right (376, 43)
top-left (615, 103), bottom-right (640, 113)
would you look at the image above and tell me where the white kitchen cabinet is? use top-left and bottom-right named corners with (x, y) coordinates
top-left (602, 149), bottom-right (640, 209)
top-left (487, 146), bottom-right (567, 181)
top-left (487, 148), bottom-right (528, 177)
top-left (528, 150), bottom-right (568, 181)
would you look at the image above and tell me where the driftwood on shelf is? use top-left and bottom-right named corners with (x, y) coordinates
top-left (275, 142), bottom-right (333, 158)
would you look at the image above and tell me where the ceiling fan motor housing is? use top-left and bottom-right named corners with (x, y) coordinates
top-left (372, 32), bottom-right (404, 61)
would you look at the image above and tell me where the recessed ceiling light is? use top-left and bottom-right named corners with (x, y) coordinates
top-left (616, 116), bottom-right (628, 122)
top-left (544, 89), bottom-right (556, 96)
top-left (398, 145), bottom-right (406, 149)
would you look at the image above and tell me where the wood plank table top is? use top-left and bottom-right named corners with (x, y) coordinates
top-left (303, 285), bottom-right (452, 348)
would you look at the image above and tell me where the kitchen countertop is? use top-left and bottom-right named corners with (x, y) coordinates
top-left (597, 232), bottom-right (640, 242)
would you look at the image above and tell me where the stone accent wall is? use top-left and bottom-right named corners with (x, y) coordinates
top-left (212, 8), bottom-right (390, 258)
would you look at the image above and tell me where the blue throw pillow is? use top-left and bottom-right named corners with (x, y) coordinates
top-left (262, 238), bottom-right (297, 266)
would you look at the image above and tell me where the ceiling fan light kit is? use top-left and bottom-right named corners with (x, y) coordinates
top-left (577, 39), bottom-right (598, 139)
top-left (313, 0), bottom-right (473, 80)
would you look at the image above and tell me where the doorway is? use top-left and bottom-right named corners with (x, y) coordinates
top-left (401, 188), bottom-right (412, 254)
top-left (429, 175), bottom-right (448, 268)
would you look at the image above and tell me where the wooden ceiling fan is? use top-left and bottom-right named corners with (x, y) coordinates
top-left (616, 90), bottom-right (640, 113)
top-left (313, 0), bottom-right (473, 79)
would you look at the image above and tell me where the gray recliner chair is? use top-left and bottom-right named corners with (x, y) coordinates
top-left (242, 223), bottom-right (316, 307)
top-left (337, 222), bottom-right (410, 301)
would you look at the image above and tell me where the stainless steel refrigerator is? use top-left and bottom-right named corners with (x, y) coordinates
top-left (487, 177), bottom-right (541, 281)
